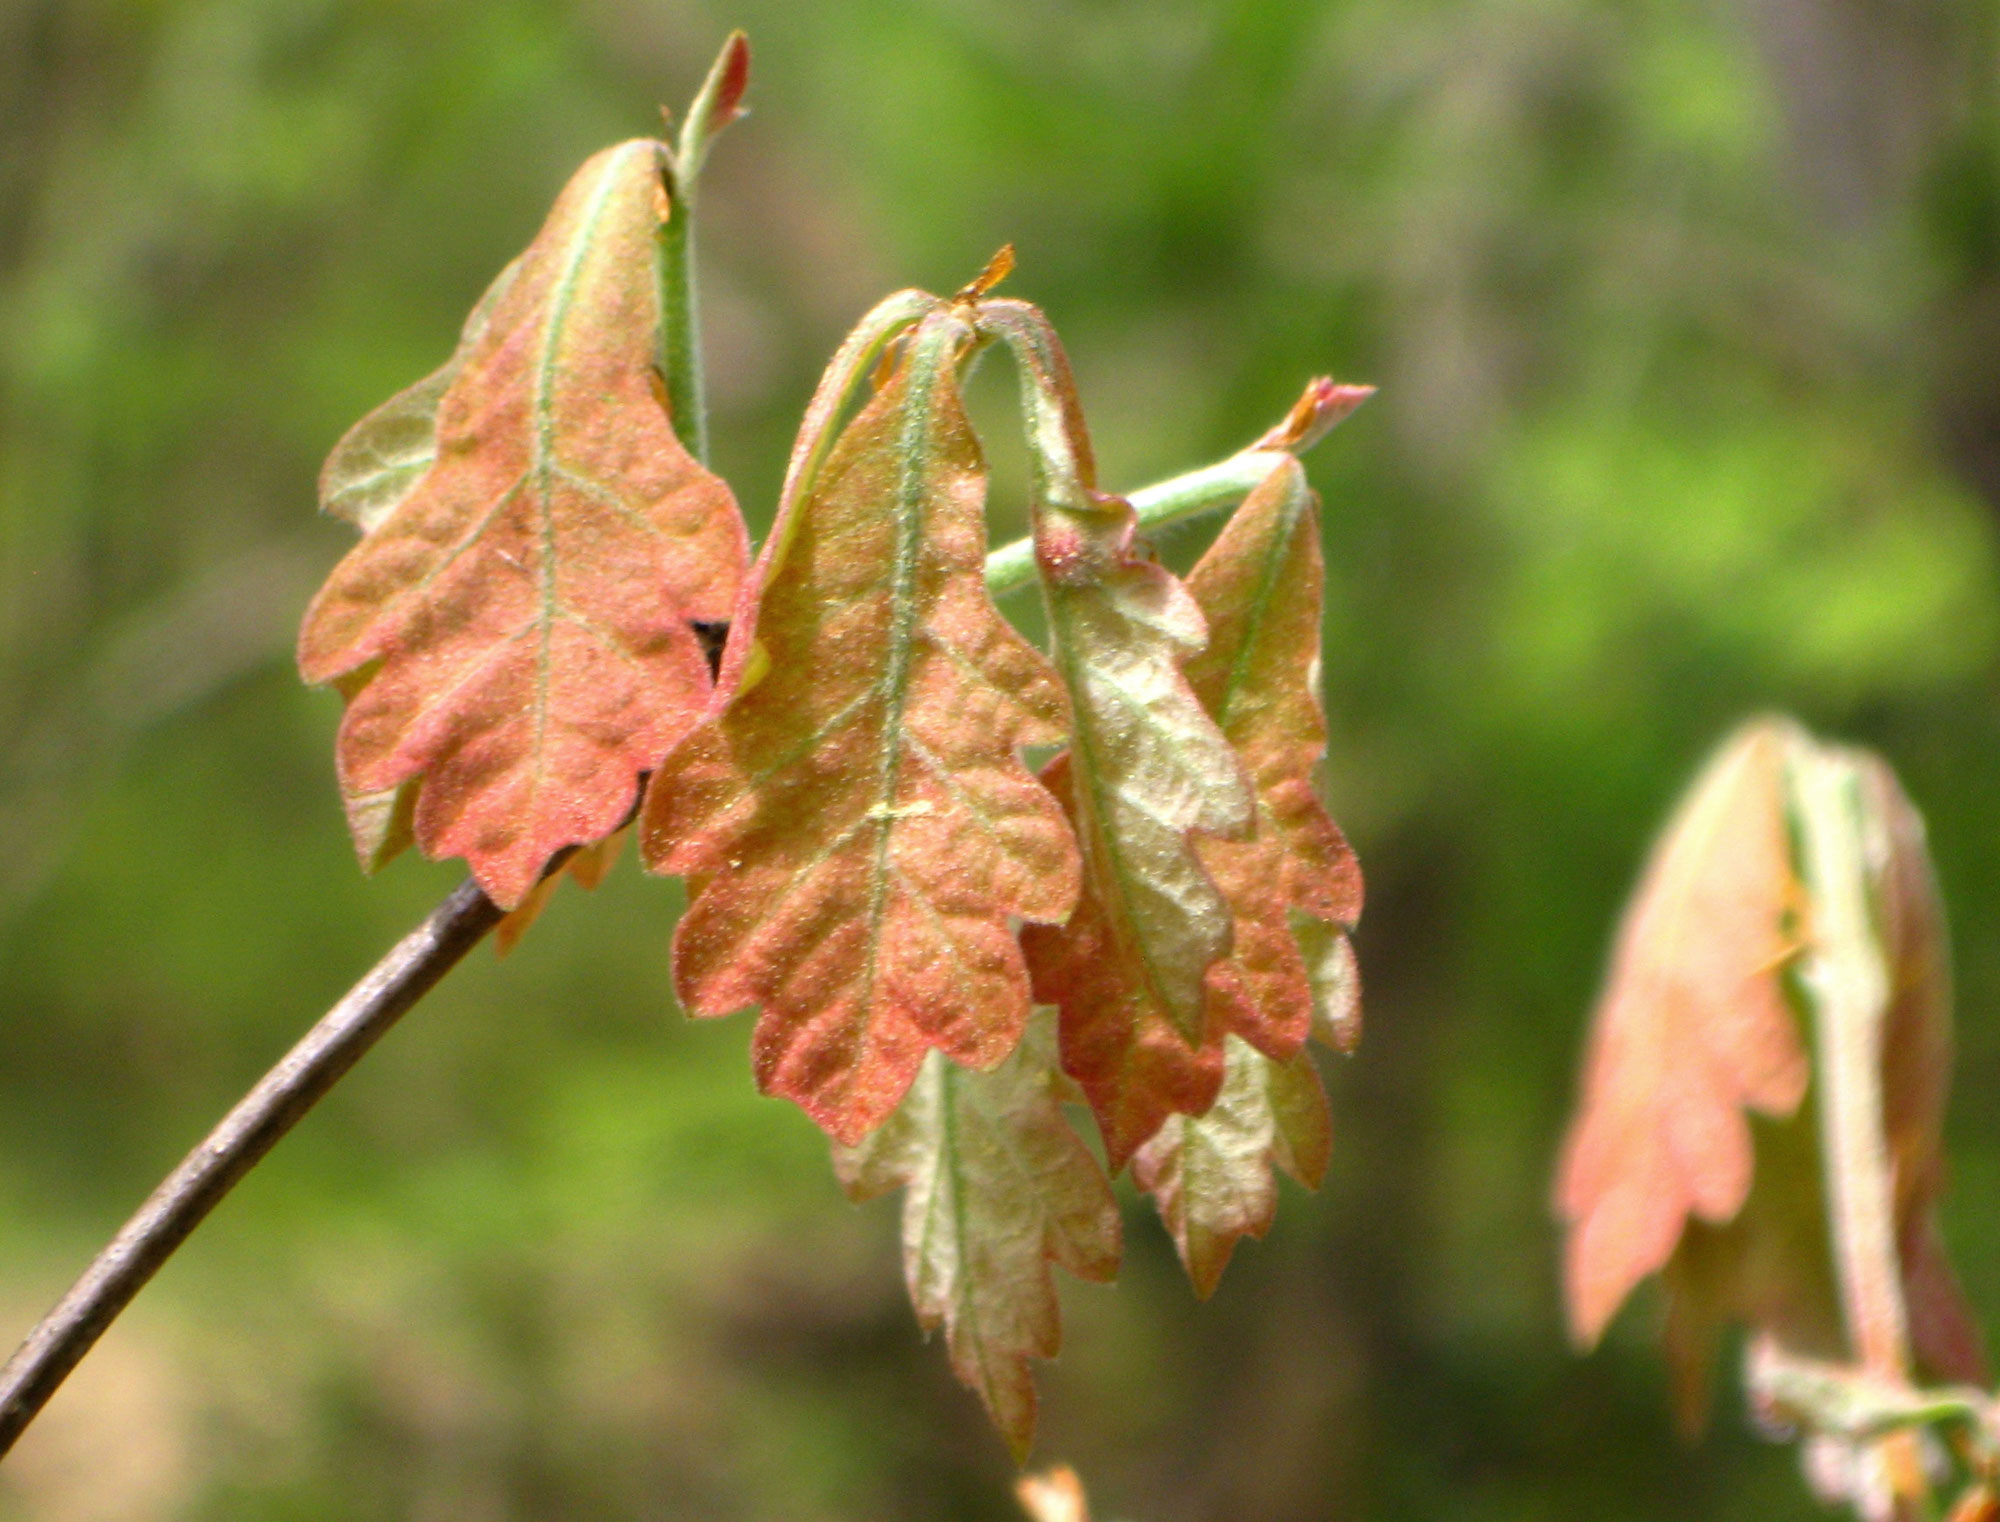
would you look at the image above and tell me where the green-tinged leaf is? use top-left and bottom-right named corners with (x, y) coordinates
top-left (980, 298), bottom-right (1253, 1170)
top-left (1131, 1034), bottom-right (1330, 1298)
top-left (299, 140), bottom-right (748, 909)
top-left (318, 261), bottom-right (524, 874)
top-left (832, 1016), bottom-right (1120, 1461)
top-left (642, 298), bottom-right (1080, 1144)
top-left (1294, 911), bottom-right (1363, 1053)
top-left (1788, 743), bottom-right (1985, 1388)
top-left (1184, 455), bottom-right (1363, 1063)
top-left (317, 254), bottom-right (522, 535)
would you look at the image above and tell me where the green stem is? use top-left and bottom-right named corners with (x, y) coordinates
top-left (656, 31), bottom-right (750, 466)
top-left (656, 182), bottom-right (706, 465)
top-left (983, 448), bottom-right (1291, 597)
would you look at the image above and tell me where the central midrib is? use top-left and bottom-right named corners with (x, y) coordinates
top-left (857, 320), bottom-right (949, 1024)
top-left (528, 149), bottom-right (627, 798)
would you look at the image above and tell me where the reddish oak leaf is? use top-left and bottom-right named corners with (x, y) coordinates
top-left (299, 139), bottom-right (748, 909)
top-left (1555, 719), bottom-right (1809, 1348)
top-left (1184, 453), bottom-right (1364, 1061)
top-left (317, 256), bottom-right (525, 873)
top-left (643, 297), bottom-right (1080, 1143)
top-left (1131, 1035), bottom-right (1331, 1298)
top-left (1131, 449), bottom-right (1363, 1291)
top-left (833, 1016), bottom-right (1120, 1461)
top-left (979, 300), bottom-right (1253, 1170)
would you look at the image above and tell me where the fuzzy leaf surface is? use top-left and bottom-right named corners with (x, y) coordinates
top-left (299, 139), bottom-right (747, 909)
top-left (644, 303), bottom-right (1079, 1143)
top-left (318, 258), bottom-right (524, 872)
top-left (1131, 1034), bottom-right (1330, 1297)
top-left (982, 300), bottom-right (1253, 1170)
top-left (1184, 455), bottom-right (1363, 1060)
top-left (1555, 719), bottom-right (1809, 1347)
top-left (833, 1017), bottom-right (1120, 1460)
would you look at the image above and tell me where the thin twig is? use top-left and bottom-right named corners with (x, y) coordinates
top-left (0, 875), bottom-right (503, 1457)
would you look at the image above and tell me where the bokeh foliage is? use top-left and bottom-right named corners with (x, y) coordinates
top-left (4, 0), bottom-right (2000, 1517)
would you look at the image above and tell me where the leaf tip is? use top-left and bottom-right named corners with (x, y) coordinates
top-left (712, 31), bottom-right (752, 130)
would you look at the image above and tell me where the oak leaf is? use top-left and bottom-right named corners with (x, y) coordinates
top-left (643, 297), bottom-right (1080, 1143)
top-left (1132, 450), bottom-right (1362, 1290)
top-left (299, 139), bottom-right (748, 909)
top-left (1558, 719), bottom-right (1985, 1433)
top-left (980, 300), bottom-right (1254, 1169)
top-left (1556, 719), bottom-right (1809, 1350)
top-left (1131, 1034), bottom-right (1331, 1298)
top-left (832, 1016), bottom-right (1120, 1461)
top-left (1185, 453), bottom-right (1363, 1059)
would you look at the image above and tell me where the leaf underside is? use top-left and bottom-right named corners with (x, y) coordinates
top-left (1132, 1033), bottom-right (1330, 1298)
top-left (644, 304), bottom-right (1080, 1143)
top-left (832, 1015), bottom-right (1120, 1461)
top-left (988, 299), bottom-right (1255, 1172)
top-left (1131, 455), bottom-right (1362, 1288)
top-left (300, 138), bottom-right (747, 909)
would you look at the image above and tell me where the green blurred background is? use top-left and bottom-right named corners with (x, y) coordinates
top-left (5, 0), bottom-right (2000, 1516)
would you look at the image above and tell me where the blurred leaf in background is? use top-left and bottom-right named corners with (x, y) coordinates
top-left (3, 0), bottom-right (2000, 1518)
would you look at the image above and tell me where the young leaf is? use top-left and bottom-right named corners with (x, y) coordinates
top-left (1555, 719), bottom-right (1809, 1348)
top-left (832, 1016), bottom-right (1120, 1461)
top-left (1130, 453), bottom-right (1361, 1290)
top-left (1130, 1034), bottom-right (1331, 1298)
top-left (980, 299), bottom-right (1254, 1170)
top-left (1184, 454), bottom-right (1364, 1060)
top-left (318, 258), bottom-right (526, 874)
top-left (299, 139), bottom-right (748, 909)
top-left (1558, 718), bottom-right (1985, 1430)
top-left (643, 299), bottom-right (1081, 1143)
top-left (492, 828), bottom-right (626, 958)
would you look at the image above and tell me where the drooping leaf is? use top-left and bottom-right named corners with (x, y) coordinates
top-left (643, 297), bottom-right (1080, 1143)
top-left (1864, 756), bottom-right (1985, 1387)
top-left (832, 1016), bottom-right (1120, 1461)
top-left (982, 300), bottom-right (1255, 1171)
top-left (1184, 454), bottom-right (1363, 1060)
top-left (1131, 1034), bottom-right (1330, 1298)
top-left (1130, 453), bottom-right (1361, 1289)
top-left (1558, 718), bottom-right (1985, 1442)
top-left (299, 139), bottom-right (748, 909)
top-left (1555, 719), bottom-right (1809, 1348)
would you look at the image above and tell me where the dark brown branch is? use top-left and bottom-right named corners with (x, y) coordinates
top-left (0, 874), bottom-right (504, 1456)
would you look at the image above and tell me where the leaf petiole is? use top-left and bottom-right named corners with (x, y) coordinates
top-left (983, 376), bottom-right (1371, 598)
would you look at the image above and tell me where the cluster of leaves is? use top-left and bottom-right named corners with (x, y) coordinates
top-left (1557, 717), bottom-right (1994, 1521)
top-left (299, 37), bottom-right (1367, 1457)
